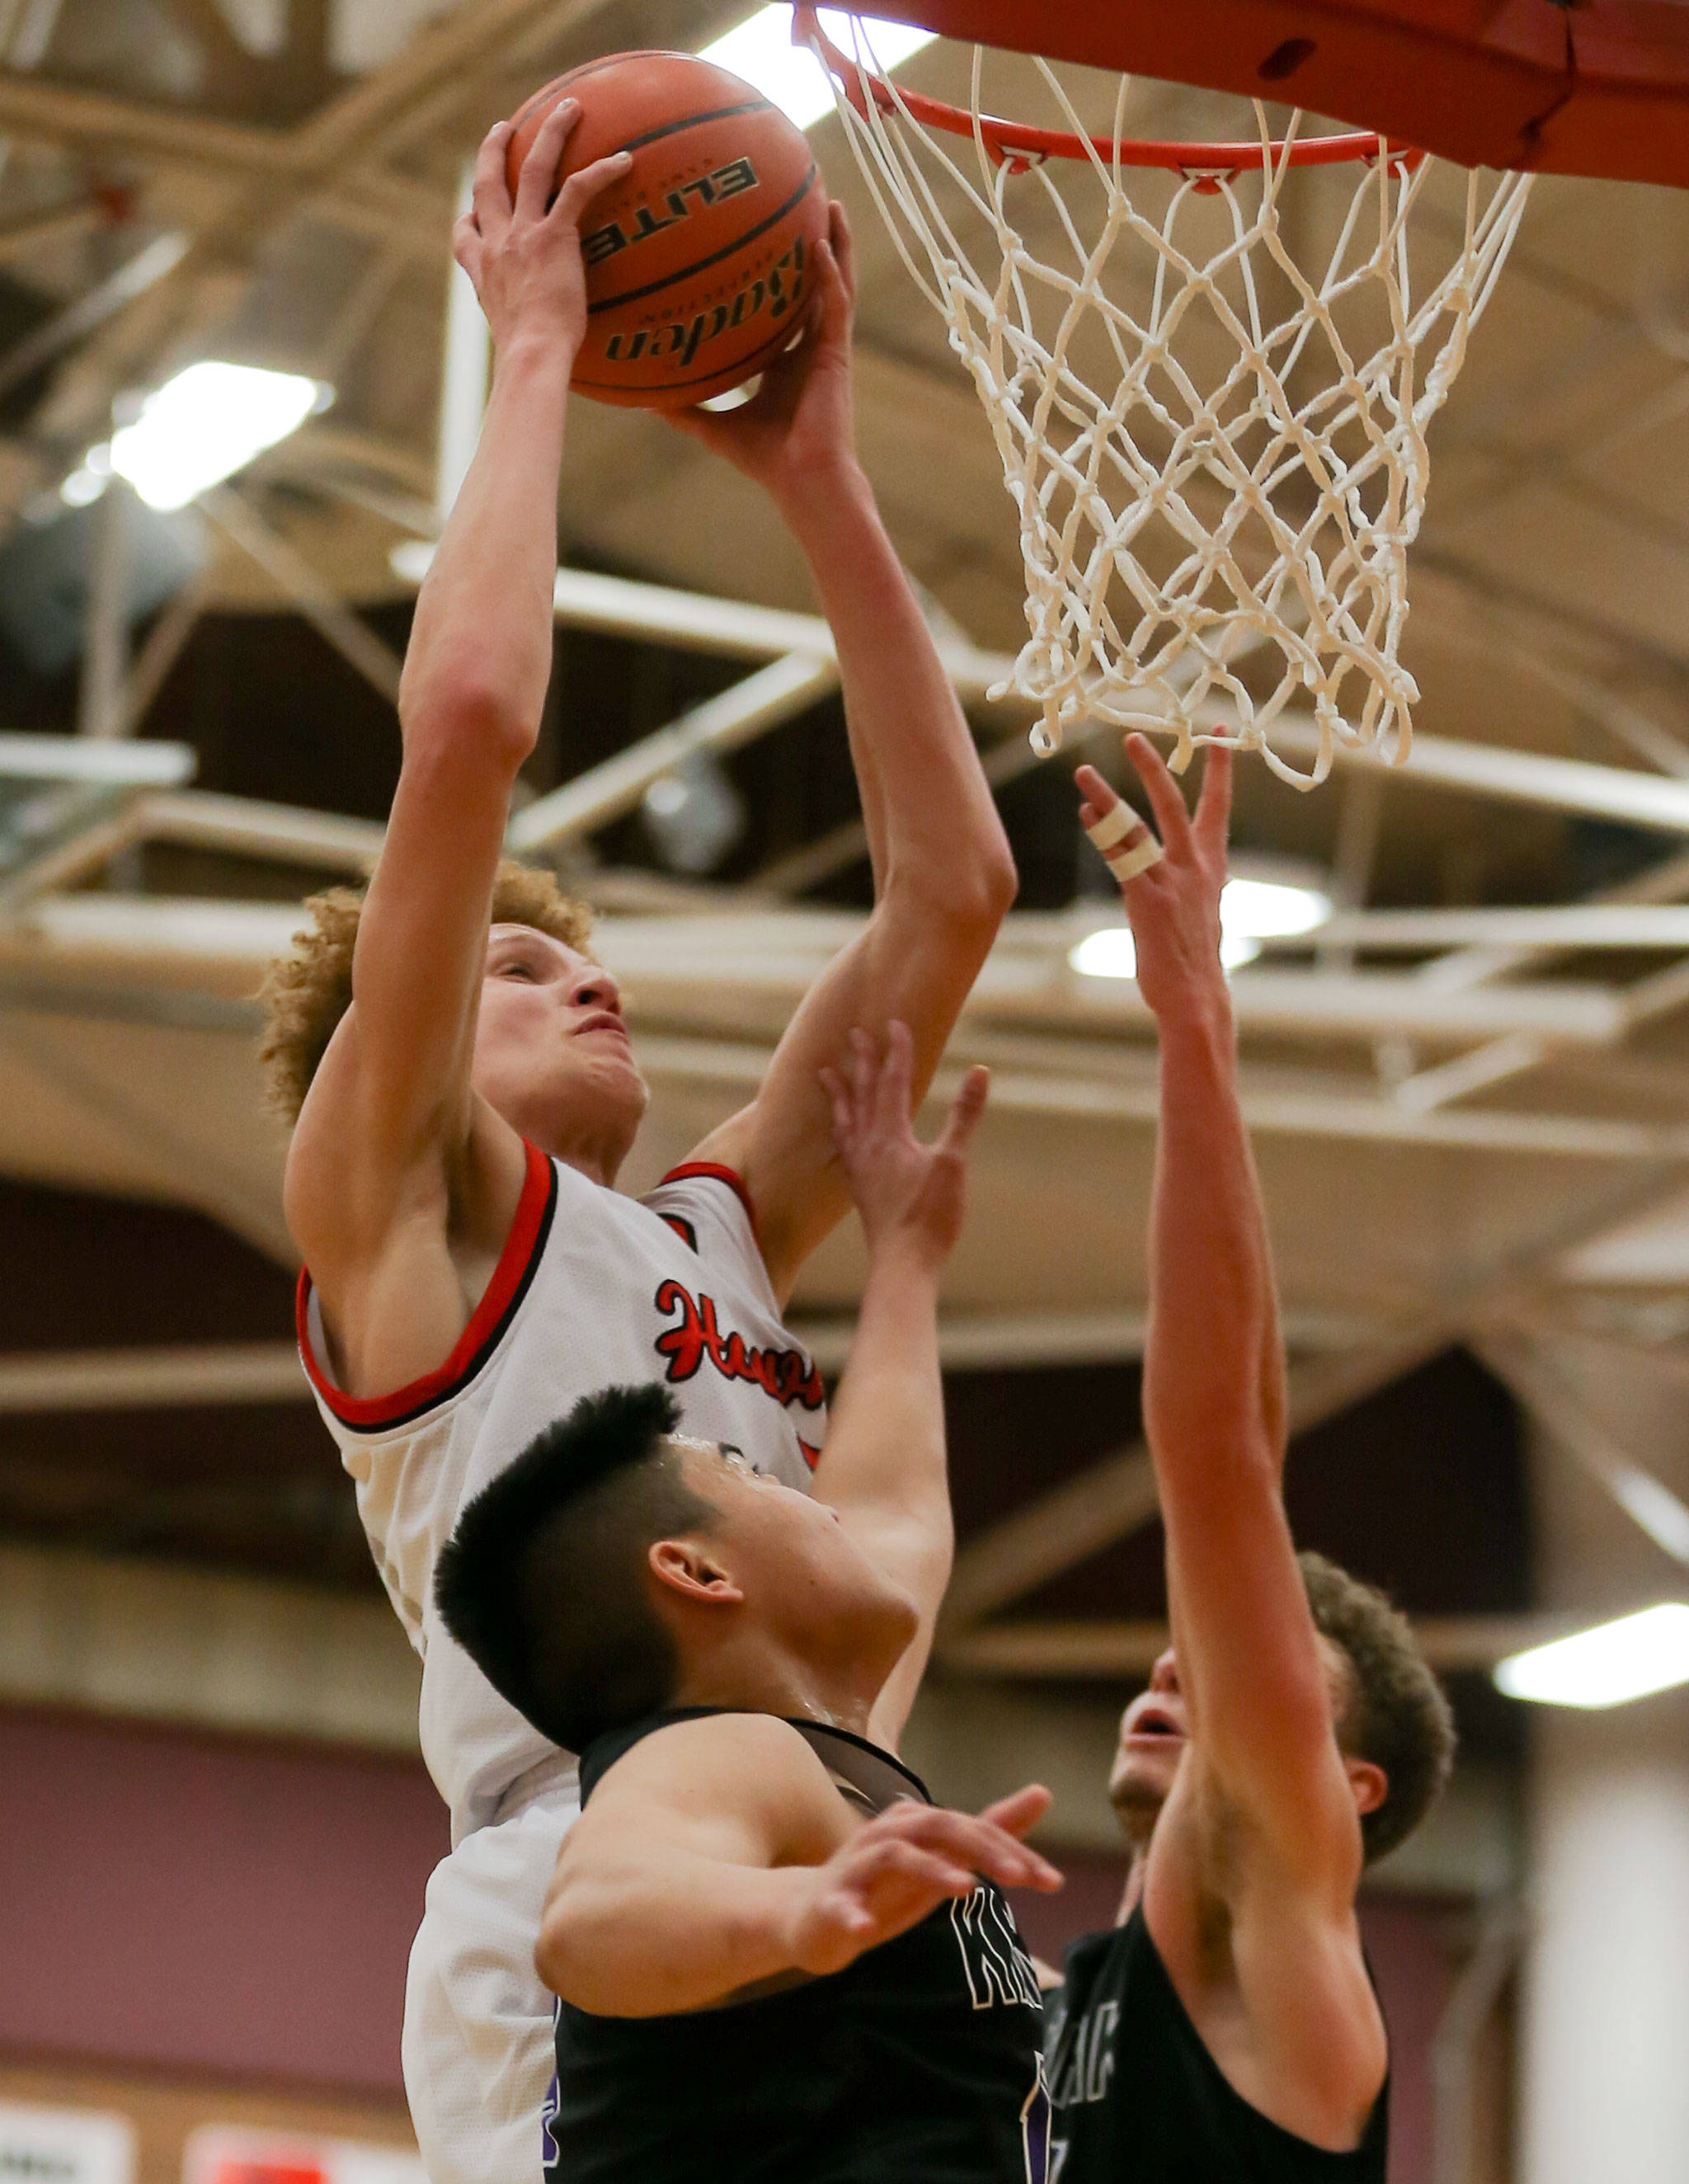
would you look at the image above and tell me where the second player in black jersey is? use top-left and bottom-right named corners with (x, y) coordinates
top-left (1047, 1908), bottom-right (1387, 2182)
top-left (435, 1026), bottom-right (1061, 2184)
top-left (1046, 742), bottom-right (1456, 2183)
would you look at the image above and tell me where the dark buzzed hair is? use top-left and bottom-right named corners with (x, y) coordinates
top-left (435, 1383), bottom-right (718, 1755)
top-left (1300, 1551), bottom-right (1456, 1864)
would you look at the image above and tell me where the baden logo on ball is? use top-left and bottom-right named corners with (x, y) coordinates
top-left (508, 50), bottom-right (830, 410)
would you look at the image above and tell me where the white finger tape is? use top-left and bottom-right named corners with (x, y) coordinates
top-left (1084, 802), bottom-right (1141, 853)
top-left (1103, 835), bottom-right (1164, 883)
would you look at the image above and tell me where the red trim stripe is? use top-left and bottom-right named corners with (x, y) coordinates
top-left (657, 1160), bottom-right (760, 1242)
top-left (296, 1139), bottom-right (556, 1430)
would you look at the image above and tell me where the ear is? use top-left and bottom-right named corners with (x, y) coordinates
top-left (649, 1537), bottom-right (744, 1608)
top-left (1344, 1756), bottom-right (1388, 1820)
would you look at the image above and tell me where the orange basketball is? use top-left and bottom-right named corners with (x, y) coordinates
top-left (506, 52), bottom-right (830, 410)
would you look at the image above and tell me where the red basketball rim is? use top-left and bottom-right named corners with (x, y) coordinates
top-left (795, 6), bottom-right (1423, 179)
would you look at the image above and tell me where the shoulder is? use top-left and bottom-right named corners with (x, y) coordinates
top-left (587, 1714), bottom-right (847, 1832)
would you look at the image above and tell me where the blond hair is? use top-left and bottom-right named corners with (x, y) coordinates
top-left (258, 859), bottom-right (594, 1124)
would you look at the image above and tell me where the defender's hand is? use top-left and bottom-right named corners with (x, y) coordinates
top-left (663, 200), bottom-right (860, 506)
top-left (1076, 734), bottom-right (1233, 1024)
top-left (821, 1022), bottom-right (988, 1268)
top-left (786, 1785), bottom-right (1059, 1977)
top-left (454, 104), bottom-right (632, 359)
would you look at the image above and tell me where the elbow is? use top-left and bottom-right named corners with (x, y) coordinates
top-left (534, 1901), bottom-right (581, 2004)
top-left (399, 669), bottom-right (539, 779)
top-left (897, 833), bottom-right (1019, 946)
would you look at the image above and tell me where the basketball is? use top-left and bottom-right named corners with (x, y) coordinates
top-left (506, 51), bottom-right (830, 410)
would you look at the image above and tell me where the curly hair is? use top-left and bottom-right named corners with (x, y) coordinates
top-left (1300, 1550), bottom-right (1456, 1864)
top-left (257, 859), bottom-right (594, 1123)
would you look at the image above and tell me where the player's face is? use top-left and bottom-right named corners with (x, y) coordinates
top-left (1108, 1636), bottom-right (1356, 1836)
top-left (677, 1440), bottom-right (920, 1665)
top-left (473, 925), bottom-right (648, 1165)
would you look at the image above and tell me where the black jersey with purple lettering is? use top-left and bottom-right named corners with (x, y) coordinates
top-left (1046, 1906), bottom-right (1388, 2182)
top-left (542, 1711), bottom-right (1052, 2184)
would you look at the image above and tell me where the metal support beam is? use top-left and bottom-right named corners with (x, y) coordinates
top-left (435, 160), bottom-right (488, 527)
top-left (939, 1613), bottom-right (1591, 1680)
top-left (77, 476), bottom-right (133, 740)
top-left (1474, 1327), bottom-right (1689, 1565)
top-left (0, 1341), bottom-right (304, 1411)
top-left (938, 1334), bottom-right (1446, 1636)
top-left (939, 1161), bottom-right (1689, 1631)
top-left (509, 653), bottom-right (840, 854)
top-left (200, 485), bottom-right (403, 705)
top-left (390, 544), bottom-right (1023, 699)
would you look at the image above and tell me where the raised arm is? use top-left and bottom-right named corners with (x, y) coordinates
top-left (536, 1713), bottom-right (1054, 2015)
top-left (1086, 737), bottom-right (1384, 2135)
top-left (675, 208), bottom-right (1016, 1303)
top-left (284, 108), bottom-right (629, 1390)
top-left (809, 1024), bottom-right (987, 1746)
top-left (1082, 739), bottom-right (1353, 1878)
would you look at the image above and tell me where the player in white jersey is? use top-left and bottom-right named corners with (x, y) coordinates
top-left (261, 98), bottom-right (1016, 2184)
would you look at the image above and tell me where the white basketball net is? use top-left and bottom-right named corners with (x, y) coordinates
top-left (812, 22), bottom-right (1533, 784)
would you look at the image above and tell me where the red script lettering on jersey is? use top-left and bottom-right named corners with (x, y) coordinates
top-left (653, 1279), bottom-right (825, 1411)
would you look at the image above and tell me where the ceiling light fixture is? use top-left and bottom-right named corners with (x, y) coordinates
top-left (105, 362), bottom-right (330, 513)
top-left (700, 7), bottom-right (934, 131)
top-left (1069, 873), bottom-right (1333, 982)
top-left (1494, 1603), bottom-right (1689, 1709)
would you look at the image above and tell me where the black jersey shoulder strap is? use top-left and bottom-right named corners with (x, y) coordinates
top-left (578, 1708), bottom-right (932, 1812)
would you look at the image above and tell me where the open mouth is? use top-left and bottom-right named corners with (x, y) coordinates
top-left (1126, 1702), bottom-right (1184, 1742)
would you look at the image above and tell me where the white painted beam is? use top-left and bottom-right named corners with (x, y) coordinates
top-left (389, 544), bottom-right (1023, 701)
top-left (509, 653), bottom-right (840, 854)
top-left (1265, 716), bottom-right (1689, 835)
top-left (1296, 906), bottom-right (1689, 951)
top-left (0, 1541), bottom-right (420, 1750)
top-left (939, 1334), bottom-right (1445, 1633)
top-left (143, 788), bottom-right (385, 873)
top-left (0, 1342), bottom-right (304, 1412)
top-left (939, 1612), bottom-right (1592, 1679)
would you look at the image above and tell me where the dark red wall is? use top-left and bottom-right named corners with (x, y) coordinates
top-left (0, 1707), bottom-right (448, 2095)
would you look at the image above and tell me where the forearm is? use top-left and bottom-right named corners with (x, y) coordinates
top-left (782, 469), bottom-right (1011, 909)
top-left (539, 1854), bottom-right (807, 2017)
top-left (1144, 991), bottom-right (1287, 1476)
top-left (398, 337), bottom-right (571, 754)
top-left (816, 1239), bottom-right (948, 1527)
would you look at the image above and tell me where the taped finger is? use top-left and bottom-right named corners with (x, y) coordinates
top-left (1084, 802), bottom-right (1164, 883)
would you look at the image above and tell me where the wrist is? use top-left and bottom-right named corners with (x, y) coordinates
top-left (492, 327), bottom-right (578, 390)
top-left (862, 1229), bottom-right (948, 1287)
top-left (774, 455), bottom-right (876, 541)
top-left (1154, 989), bottom-right (1237, 1056)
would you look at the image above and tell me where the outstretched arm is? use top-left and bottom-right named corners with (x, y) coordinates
top-left (285, 106), bottom-right (629, 1394)
top-left (679, 208), bottom-right (1016, 1303)
top-left (1091, 741), bottom-right (1353, 1872)
top-left (1086, 736), bottom-right (1382, 2133)
top-left (812, 1024), bottom-right (988, 1747)
top-left (536, 1713), bottom-right (1055, 2016)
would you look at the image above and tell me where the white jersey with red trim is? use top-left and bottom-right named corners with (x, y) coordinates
top-left (297, 1144), bottom-right (828, 1845)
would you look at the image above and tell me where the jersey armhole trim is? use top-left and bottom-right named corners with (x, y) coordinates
top-left (295, 1138), bottom-right (559, 1433)
top-left (656, 1160), bottom-right (760, 1242)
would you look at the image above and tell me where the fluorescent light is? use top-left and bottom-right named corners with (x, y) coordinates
top-left (1069, 874), bottom-right (1333, 981)
top-left (702, 7), bottom-right (935, 131)
top-left (1494, 1603), bottom-right (1689, 1709)
top-left (1223, 874), bottom-right (1331, 939)
top-left (107, 362), bottom-right (328, 512)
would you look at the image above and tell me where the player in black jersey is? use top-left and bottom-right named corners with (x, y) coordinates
top-left (1045, 737), bottom-right (1456, 2184)
top-left (435, 1024), bottom-right (1061, 2184)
